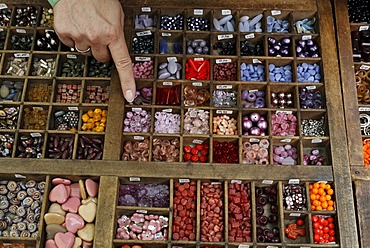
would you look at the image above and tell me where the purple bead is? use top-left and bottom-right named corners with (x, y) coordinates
top-left (311, 149), bottom-right (319, 156)
top-left (256, 91), bottom-right (265, 97)
top-left (250, 112), bottom-right (261, 122)
top-left (247, 92), bottom-right (257, 102)
top-left (242, 90), bottom-right (249, 100)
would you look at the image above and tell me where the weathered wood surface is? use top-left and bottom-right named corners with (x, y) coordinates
top-left (317, 0), bottom-right (359, 247)
top-left (354, 181), bottom-right (370, 248)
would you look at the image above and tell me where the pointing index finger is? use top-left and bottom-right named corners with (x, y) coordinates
top-left (108, 30), bottom-right (135, 103)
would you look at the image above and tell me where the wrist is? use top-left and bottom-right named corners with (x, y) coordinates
top-left (48, 0), bottom-right (60, 7)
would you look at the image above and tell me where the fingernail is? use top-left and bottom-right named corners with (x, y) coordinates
top-left (125, 90), bottom-right (134, 103)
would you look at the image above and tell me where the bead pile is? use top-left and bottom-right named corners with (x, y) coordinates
top-left (301, 117), bottom-right (326, 136)
top-left (186, 39), bottom-right (209, 55)
top-left (0, 133), bottom-right (14, 157)
top-left (16, 134), bottom-right (43, 158)
top-left (239, 14), bottom-right (263, 32)
top-left (56, 83), bottom-right (81, 104)
top-left (242, 139), bottom-right (269, 164)
top-left (242, 112), bottom-right (268, 136)
top-left (269, 64), bottom-right (292, 82)
top-left (183, 143), bottom-right (209, 163)
top-left (271, 112), bottom-right (297, 136)
top-left (183, 109), bottom-right (209, 134)
top-left (309, 182), bottom-right (335, 211)
top-left (213, 15), bottom-right (235, 31)
top-left (118, 183), bottom-right (169, 207)
top-left (77, 135), bottom-right (103, 160)
top-left (27, 82), bottom-right (51, 102)
top-left (121, 138), bottom-right (150, 161)
top-left (154, 111), bottom-right (180, 134)
top-left (183, 85), bottom-right (210, 106)
top-left (304, 149), bottom-right (326, 165)
top-left (240, 63), bottom-right (265, 82)
top-left (267, 16), bottom-right (289, 33)
top-left (0, 81), bottom-right (23, 102)
top-left (185, 59), bottom-right (210, 80)
top-left (273, 144), bottom-right (298, 165)
top-left (213, 141), bottom-right (238, 163)
top-left (152, 138), bottom-right (180, 162)
top-left (53, 111), bottom-right (79, 131)
top-left (212, 90), bottom-right (237, 107)
top-left (123, 109), bottom-right (151, 133)
top-left (132, 61), bottom-right (154, 79)
top-left (81, 108), bottom-right (107, 132)
top-left (213, 115), bottom-right (237, 135)
top-left (241, 89), bottom-right (266, 108)
top-left (283, 184), bottom-right (307, 210)
top-left (271, 92), bottom-right (294, 108)
top-left (213, 62), bottom-right (237, 81)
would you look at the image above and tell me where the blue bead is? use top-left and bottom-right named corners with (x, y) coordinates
top-left (269, 64), bottom-right (275, 71)
top-left (304, 72), bottom-right (311, 79)
top-left (270, 75), bottom-right (276, 82)
top-left (298, 77), bottom-right (304, 82)
top-left (315, 74), bottom-right (321, 80)
top-left (308, 69), bottom-right (316, 75)
top-left (308, 76), bottom-right (315, 82)
top-left (243, 70), bottom-right (250, 77)
top-left (241, 63), bottom-right (247, 70)
top-left (284, 65), bottom-right (291, 70)
top-left (302, 63), bottom-right (309, 69)
top-left (159, 39), bottom-right (167, 54)
top-left (275, 73), bottom-right (282, 81)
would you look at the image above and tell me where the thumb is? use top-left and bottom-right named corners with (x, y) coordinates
top-left (108, 31), bottom-right (136, 102)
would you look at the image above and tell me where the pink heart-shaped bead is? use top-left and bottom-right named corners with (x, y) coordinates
top-left (49, 184), bottom-right (68, 204)
top-left (65, 213), bottom-right (85, 233)
top-left (85, 179), bottom-right (99, 198)
top-left (65, 185), bottom-right (71, 198)
top-left (62, 197), bottom-right (81, 213)
top-left (45, 239), bottom-right (58, 248)
top-left (54, 231), bottom-right (75, 248)
top-left (70, 183), bottom-right (81, 198)
top-left (52, 178), bottom-right (71, 185)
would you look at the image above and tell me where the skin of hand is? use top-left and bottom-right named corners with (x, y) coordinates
top-left (53, 0), bottom-right (136, 102)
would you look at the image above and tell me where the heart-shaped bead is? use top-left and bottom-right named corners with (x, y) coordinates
top-left (54, 231), bottom-right (75, 248)
top-left (52, 178), bottom-right (71, 185)
top-left (49, 184), bottom-right (68, 204)
top-left (65, 185), bottom-right (71, 198)
top-left (79, 180), bottom-right (87, 200)
top-left (72, 237), bottom-right (82, 248)
top-left (46, 224), bottom-right (67, 240)
top-left (49, 203), bottom-right (66, 216)
top-left (70, 183), bottom-right (81, 198)
top-left (77, 223), bottom-right (95, 242)
top-left (81, 197), bottom-right (98, 205)
top-left (65, 213), bottom-right (85, 233)
top-left (45, 239), bottom-right (58, 248)
top-left (44, 213), bottom-right (65, 225)
top-left (85, 179), bottom-right (99, 197)
top-left (78, 202), bottom-right (96, 223)
top-left (62, 197), bottom-right (81, 213)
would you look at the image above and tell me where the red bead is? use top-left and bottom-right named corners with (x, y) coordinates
top-left (191, 155), bottom-right (199, 162)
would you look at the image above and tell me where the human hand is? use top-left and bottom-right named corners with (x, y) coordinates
top-left (53, 0), bottom-right (135, 102)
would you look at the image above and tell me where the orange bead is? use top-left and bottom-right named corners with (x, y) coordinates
top-left (313, 183), bottom-right (320, 189)
top-left (327, 189), bottom-right (334, 195)
top-left (312, 188), bottom-right (319, 194)
top-left (316, 206), bottom-right (323, 211)
top-left (325, 195), bottom-right (331, 201)
top-left (310, 194), bottom-right (317, 201)
top-left (321, 201), bottom-right (328, 209)
top-left (327, 206), bottom-right (334, 211)
top-left (319, 196), bottom-right (327, 202)
top-left (318, 188), bottom-right (325, 195)
top-left (320, 183), bottom-right (326, 189)
top-left (311, 205), bottom-right (316, 210)
top-left (328, 200), bottom-right (334, 206)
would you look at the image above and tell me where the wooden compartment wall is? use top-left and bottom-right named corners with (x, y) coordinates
top-left (333, 0), bottom-right (370, 247)
top-left (0, 0), bottom-right (359, 247)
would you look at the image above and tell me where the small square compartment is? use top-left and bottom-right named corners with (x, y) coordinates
top-left (283, 213), bottom-right (310, 244)
top-left (183, 81), bottom-right (211, 107)
top-left (186, 8), bottom-right (211, 31)
top-left (302, 138), bottom-right (331, 165)
top-left (212, 109), bottom-right (238, 136)
top-left (311, 214), bottom-right (338, 244)
top-left (123, 107), bottom-right (152, 133)
top-left (297, 61), bottom-right (322, 83)
top-left (117, 177), bottom-right (170, 207)
top-left (240, 33), bottom-right (265, 56)
top-left (211, 33), bottom-right (237, 55)
top-left (114, 209), bottom-right (169, 241)
top-left (241, 110), bottom-right (269, 137)
top-left (292, 12), bottom-right (318, 34)
top-left (133, 7), bottom-right (158, 30)
top-left (212, 58), bottom-right (237, 81)
top-left (299, 85), bottom-right (325, 109)
top-left (131, 32), bottom-right (155, 54)
top-left (159, 32), bottom-right (183, 54)
top-left (212, 137), bottom-right (239, 164)
top-left (45, 133), bottom-right (75, 159)
top-left (151, 135), bottom-right (180, 162)
top-left (57, 54), bottom-right (86, 77)
top-left (212, 9), bottom-right (237, 32)
top-left (2, 52), bottom-right (30, 76)
top-left (240, 84), bottom-right (267, 109)
top-left (242, 137), bottom-right (270, 165)
top-left (268, 60), bottom-right (294, 83)
top-left (272, 110), bottom-right (298, 136)
top-left (240, 58), bottom-right (267, 82)
top-left (157, 56), bottom-right (183, 80)
top-left (30, 54), bottom-right (57, 77)
top-left (7, 28), bottom-right (35, 51)
top-left (185, 33), bottom-right (211, 55)
top-left (185, 57), bottom-right (210, 81)
top-left (39, 7), bottom-right (54, 28)
top-left (0, 104), bottom-right (20, 130)
top-left (87, 57), bottom-right (113, 78)
top-left (267, 36), bottom-right (293, 57)
top-left (20, 105), bottom-right (48, 130)
top-left (272, 138), bottom-right (300, 165)
top-left (153, 108), bottom-right (181, 134)
top-left (12, 5), bottom-right (40, 27)
top-left (238, 11), bottom-right (264, 33)
top-left (0, 78), bottom-right (25, 102)
top-left (0, 29), bottom-right (7, 50)
top-left (49, 106), bottom-right (79, 131)
top-left (130, 81), bottom-right (153, 105)
top-left (155, 81), bottom-right (181, 105)
top-left (269, 84), bottom-right (297, 109)
top-left (80, 107), bottom-right (108, 133)
top-left (83, 80), bottom-right (110, 104)
top-left (300, 111), bottom-right (328, 137)
top-left (294, 35), bottom-right (321, 58)
top-left (25, 79), bottom-right (52, 102)
top-left (183, 108), bottom-right (210, 135)
top-left (76, 134), bottom-right (104, 160)
top-left (34, 29), bottom-right (59, 51)
top-left (0, 132), bottom-right (15, 157)
top-left (121, 135), bottom-right (150, 161)
top-left (159, 9), bottom-right (185, 30)
top-left (212, 83), bottom-right (238, 108)
top-left (309, 182), bottom-right (336, 212)
top-left (283, 183), bottom-right (308, 211)
top-left (182, 137), bottom-right (210, 163)
top-left (266, 10), bottom-right (292, 33)
top-left (0, 6), bottom-right (12, 27)
top-left (132, 55), bottom-right (154, 79)
top-left (15, 131), bottom-right (45, 158)
top-left (54, 80), bottom-right (82, 104)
